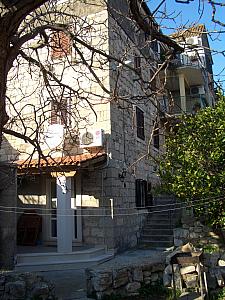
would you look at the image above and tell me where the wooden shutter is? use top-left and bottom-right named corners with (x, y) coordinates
top-left (135, 179), bottom-right (142, 208)
top-left (136, 107), bottom-right (145, 140)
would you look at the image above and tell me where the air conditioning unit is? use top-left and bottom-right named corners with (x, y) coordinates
top-left (190, 86), bottom-right (205, 96)
top-left (79, 129), bottom-right (103, 148)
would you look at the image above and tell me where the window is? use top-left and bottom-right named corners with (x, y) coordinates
top-left (150, 68), bottom-right (157, 91)
top-left (50, 97), bottom-right (71, 126)
top-left (153, 122), bottom-right (160, 149)
top-left (51, 31), bottom-right (72, 59)
top-left (136, 107), bottom-right (145, 140)
top-left (135, 179), bottom-right (147, 208)
top-left (134, 55), bottom-right (141, 75)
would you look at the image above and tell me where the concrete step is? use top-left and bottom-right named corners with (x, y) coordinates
top-left (141, 234), bottom-right (173, 242)
top-left (15, 247), bottom-right (106, 264)
top-left (14, 253), bottom-right (114, 272)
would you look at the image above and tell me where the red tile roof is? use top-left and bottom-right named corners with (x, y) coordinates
top-left (16, 151), bottom-right (106, 173)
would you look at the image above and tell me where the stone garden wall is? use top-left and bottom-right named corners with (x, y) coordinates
top-left (86, 260), bottom-right (165, 299)
top-left (173, 208), bottom-right (224, 248)
top-left (0, 272), bottom-right (55, 300)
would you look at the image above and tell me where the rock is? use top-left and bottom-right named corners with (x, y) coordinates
top-left (126, 282), bottom-right (141, 295)
top-left (151, 272), bottom-right (158, 283)
top-left (214, 269), bottom-right (225, 287)
top-left (113, 268), bottom-right (128, 288)
top-left (210, 252), bottom-right (220, 267)
top-left (5, 280), bottom-right (26, 298)
top-left (207, 270), bottom-right (218, 289)
top-left (92, 271), bottom-right (112, 292)
top-left (174, 228), bottom-right (189, 239)
top-left (132, 267), bottom-right (143, 282)
top-left (31, 282), bottom-right (49, 298)
top-left (180, 266), bottom-right (196, 275)
top-left (163, 265), bottom-right (172, 287)
top-left (143, 271), bottom-right (151, 278)
top-left (182, 273), bottom-right (198, 288)
top-left (151, 263), bottom-right (165, 272)
top-left (174, 238), bottom-right (184, 247)
top-left (218, 260), bottom-right (225, 267)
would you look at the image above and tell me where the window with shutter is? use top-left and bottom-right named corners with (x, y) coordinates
top-left (51, 31), bottom-right (72, 59)
top-left (135, 179), bottom-right (147, 208)
top-left (136, 107), bottom-right (145, 140)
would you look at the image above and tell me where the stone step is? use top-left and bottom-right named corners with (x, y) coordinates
top-left (144, 224), bottom-right (174, 230)
top-left (142, 228), bottom-right (173, 235)
top-left (139, 240), bottom-right (174, 248)
top-left (141, 234), bottom-right (173, 242)
top-left (145, 219), bottom-right (175, 225)
top-left (14, 253), bottom-right (114, 272)
top-left (15, 247), bottom-right (106, 265)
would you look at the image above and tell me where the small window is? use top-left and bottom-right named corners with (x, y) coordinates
top-left (136, 107), bottom-right (145, 140)
top-left (135, 179), bottom-right (147, 208)
top-left (134, 55), bottom-right (141, 75)
top-left (150, 68), bottom-right (157, 90)
top-left (51, 97), bottom-right (71, 126)
top-left (51, 31), bottom-right (72, 59)
top-left (153, 122), bottom-right (160, 149)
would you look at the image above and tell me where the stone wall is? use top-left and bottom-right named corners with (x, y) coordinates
top-left (0, 163), bottom-right (17, 270)
top-left (0, 272), bottom-right (55, 299)
top-left (86, 260), bottom-right (165, 299)
top-left (173, 209), bottom-right (224, 249)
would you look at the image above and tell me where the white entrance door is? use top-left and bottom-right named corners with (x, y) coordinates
top-left (46, 177), bottom-right (82, 244)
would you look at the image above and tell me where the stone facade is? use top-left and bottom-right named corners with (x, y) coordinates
top-left (0, 0), bottom-right (164, 254)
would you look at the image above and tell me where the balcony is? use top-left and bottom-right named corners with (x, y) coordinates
top-left (168, 54), bottom-right (204, 87)
top-left (160, 95), bottom-right (208, 116)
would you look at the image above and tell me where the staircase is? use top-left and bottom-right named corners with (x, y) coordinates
top-left (139, 195), bottom-right (181, 249)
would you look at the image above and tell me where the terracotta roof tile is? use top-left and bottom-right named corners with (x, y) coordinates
top-left (170, 24), bottom-right (206, 40)
top-left (16, 151), bottom-right (106, 172)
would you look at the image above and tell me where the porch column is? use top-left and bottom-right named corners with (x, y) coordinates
top-left (56, 175), bottom-right (73, 253)
top-left (178, 73), bottom-right (187, 113)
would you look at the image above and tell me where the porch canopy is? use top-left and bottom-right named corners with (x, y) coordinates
top-left (16, 151), bottom-right (107, 174)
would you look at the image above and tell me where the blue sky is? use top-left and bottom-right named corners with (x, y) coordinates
top-left (147, 0), bottom-right (225, 89)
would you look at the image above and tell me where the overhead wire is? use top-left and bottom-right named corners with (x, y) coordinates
top-left (0, 195), bottom-right (224, 217)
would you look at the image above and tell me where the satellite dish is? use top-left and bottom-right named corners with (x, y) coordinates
top-left (45, 124), bottom-right (64, 149)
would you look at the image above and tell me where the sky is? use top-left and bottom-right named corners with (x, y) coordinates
top-left (147, 0), bottom-right (225, 89)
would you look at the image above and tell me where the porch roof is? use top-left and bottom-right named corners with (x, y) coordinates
top-left (16, 151), bottom-right (107, 174)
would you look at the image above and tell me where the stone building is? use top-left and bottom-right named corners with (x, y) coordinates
top-left (0, 0), bottom-right (182, 270)
top-left (164, 24), bottom-right (215, 115)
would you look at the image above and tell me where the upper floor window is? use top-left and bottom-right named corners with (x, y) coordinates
top-left (153, 122), bottom-right (159, 149)
top-left (50, 97), bottom-right (71, 126)
top-left (136, 107), bottom-right (145, 140)
top-left (134, 55), bottom-right (141, 75)
top-left (51, 31), bottom-right (72, 59)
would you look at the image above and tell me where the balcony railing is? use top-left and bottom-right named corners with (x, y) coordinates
top-left (170, 54), bottom-right (202, 69)
top-left (161, 95), bottom-right (208, 115)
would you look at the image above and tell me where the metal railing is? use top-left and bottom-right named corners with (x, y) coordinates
top-left (160, 95), bottom-right (208, 115)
